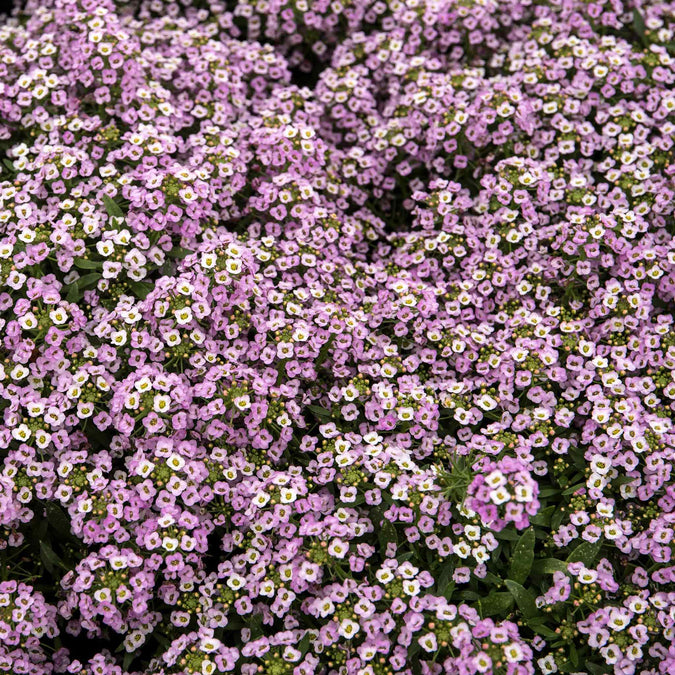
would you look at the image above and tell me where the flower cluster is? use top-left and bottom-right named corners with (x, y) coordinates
top-left (0, 0), bottom-right (674, 674)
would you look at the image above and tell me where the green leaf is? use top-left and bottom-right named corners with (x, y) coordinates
top-left (456, 590), bottom-right (479, 602)
top-left (410, 642), bottom-right (422, 675)
top-left (538, 488), bottom-right (561, 498)
top-left (102, 194), bottom-right (124, 219)
top-left (441, 580), bottom-right (455, 601)
top-left (77, 272), bottom-right (102, 289)
top-left (562, 482), bottom-right (585, 496)
top-left (551, 507), bottom-right (567, 531)
top-left (586, 662), bottom-right (612, 675)
top-left (297, 633), bottom-right (311, 656)
top-left (566, 539), bottom-right (603, 567)
top-left (436, 562), bottom-right (454, 599)
top-left (46, 503), bottom-right (72, 539)
top-left (123, 651), bottom-right (135, 671)
top-left (39, 542), bottom-right (66, 574)
top-left (73, 258), bottom-right (102, 270)
top-left (495, 529), bottom-right (519, 541)
top-left (633, 10), bottom-right (648, 46)
top-left (66, 282), bottom-right (79, 303)
top-left (613, 475), bottom-right (637, 487)
top-left (532, 558), bottom-right (569, 575)
top-left (509, 527), bottom-right (535, 584)
top-left (315, 334), bottom-right (335, 367)
top-left (526, 619), bottom-right (558, 639)
top-left (127, 281), bottom-right (153, 300)
top-left (378, 520), bottom-right (397, 551)
top-left (530, 505), bottom-right (555, 526)
top-left (168, 246), bottom-right (192, 259)
top-left (478, 592), bottom-right (514, 618)
top-left (570, 643), bottom-right (579, 669)
top-left (504, 579), bottom-right (538, 619)
top-left (307, 405), bottom-right (332, 419)
top-left (65, 273), bottom-right (101, 302)
top-left (2, 158), bottom-right (15, 172)
top-left (248, 614), bottom-right (264, 640)
top-left (483, 571), bottom-right (502, 586)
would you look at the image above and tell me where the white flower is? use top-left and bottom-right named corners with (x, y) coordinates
top-left (253, 491), bottom-right (270, 508)
top-left (464, 525), bottom-right (481, 541)
top-left (12, 424), bottom-right (31, 441)
top-left (166, 454), bottom-right (185, 471)
top-left (490, 487), bottom-right (511, 505)
top-left (162, 537), bottom-right (179, 551)
top-left (174, 307), bottom-right (193, 325)
top-left (226, 574), bottom-right (246, 591)
top-left (153, 394), bottom-right (171, 413)
top-left (338, 619), bottom-right (360, 639)
top-left (375, 568), bottom-right (394, 584)
top-left (418, 633), bottom-right (438, 653)
top-left (485, 470), bottom-right (506, 488)
top-left (18, 312), bottom-right (38, 330)
top-left (538, 654), bottom-right (558, 674)
top-left (503, 642), bottom-right (524, 663)
top-left (201, 252), bottom-right (216, 269)
top-left (327, 538), bottom-right (348, 559)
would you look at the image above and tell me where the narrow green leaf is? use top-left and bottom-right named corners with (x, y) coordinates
top-left (456, 590), bottom-right (479, 602)
top-left (77, 272), bottom-right (102, 289)
top-left (307, 405), bottom-right (332, 419)
top-left (504, 579), bottom-right (538, 619)
top-left (315, 334), bottom-right (335, 367)
top-left (74, 258), bottom-right (102, 270)
top-left (483, 571), bottom-right (502, 586)
top-left (551, 507), bottom-right (567, 531)
top-left (102, 194), bottom-right (124, 219)
top-left (127, 281), bottom-right (153, 300)
top-left (495, 529), bottom-right (519, 541)
top-left (40, 542), bottom-right (66, 574)
top-left (477, 592), bottom-right (514, 618)
top-left (538, 488), bottom-right (561, 498)
top-left (65, 272), bottom-right (102, 302)
top-left (378, 520), bottom-right (397, 550)
top-left (526, 619), bottom-right (558, 639)
top-left (123, 651), bottom-right (135, 671)
top-left (410, 643), bottom-right (422, 675)
top-left (2, 158), bottom-right (15, 172)
top-left (532, 558), bottom-right (569, 575)
top-left (297, 633), bottom-right (311, 656)
top-left (562, 482), bottom-right (585, 496)
top-left (168, 246), bottom-right (192, 259)
top-left (633, 10), bottom-right (648, 46)
top-left (441, 580), bottom-right (455, 600)
top-left (566, 539), bottom-right (603, 567)
top-left (436, 562), bottom-right (453, 598)
top-left (530, 505), bottom-right (555, 526)
top-left (66, 282), bottom-right (79, 303)
top-left (46, 503), bottom-right (73, 539)
top-left (33, 517), bottom-right (48, 539)
top-left (248, 614), bottom-right (263, 640)
top-left (509, 527), bottom-right (535, 584)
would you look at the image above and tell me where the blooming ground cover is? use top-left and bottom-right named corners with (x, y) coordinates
top-left (0, 0), bottom-right (675, 673)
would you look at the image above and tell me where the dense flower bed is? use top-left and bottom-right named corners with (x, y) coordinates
top-left (1, 0), bottom-right (675, 674)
